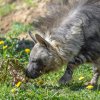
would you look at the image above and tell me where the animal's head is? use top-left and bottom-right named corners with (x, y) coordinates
top-left (25, 33), bottom-right (63, 79)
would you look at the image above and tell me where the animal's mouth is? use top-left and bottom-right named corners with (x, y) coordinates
top-left (25, 69), bottom-right (43, 79)
top-left (25, 65), bottom-right (52, 79)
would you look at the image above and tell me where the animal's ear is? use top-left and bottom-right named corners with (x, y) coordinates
top-left (35, 34), bottom-right (50, 48)
top-left (28, 31), bottom-right (37, 44)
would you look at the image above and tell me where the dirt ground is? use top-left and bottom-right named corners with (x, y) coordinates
top-left (0, 0), bottom-right (48, 34)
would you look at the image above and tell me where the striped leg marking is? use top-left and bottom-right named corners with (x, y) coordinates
top-left (59, 54), bottom-right (88, 85)
top-left (85, 63), bottom-right (100, 86)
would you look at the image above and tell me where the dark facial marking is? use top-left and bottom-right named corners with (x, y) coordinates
top-left (25, 58), bottom-right (46, 79)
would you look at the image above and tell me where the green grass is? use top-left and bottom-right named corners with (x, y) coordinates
top-left (6, 22), bottom-right (34, 37)
top-left (0, 28), bottom-right (100, 100)
top-left (0, 0), bottom-right (38, 17)
top-left (23, 0), bottom-right (38, 7)
top-left (0, 64), bottom-right (100, 100)
top-left (0, 3), bottom-right (15, 17)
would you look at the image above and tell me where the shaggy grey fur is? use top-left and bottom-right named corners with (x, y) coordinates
top-left (26, 0), bottom-right (100, 85)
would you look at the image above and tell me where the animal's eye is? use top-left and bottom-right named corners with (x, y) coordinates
top-left (31, 59), bottom-right (36, 63)
top-left (31, 59), bottom-right (41, 63)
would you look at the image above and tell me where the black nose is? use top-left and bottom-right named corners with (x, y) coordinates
top-left (25, 69), bottom-right (30, 78)
top-left (25, 69), bottom-right (40, 79)
top-left (25, 69), bottom-right (34, 78)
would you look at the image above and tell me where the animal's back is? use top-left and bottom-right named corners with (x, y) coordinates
top-left (78, 1), bottom-right (100, 61)
top-left (47, 0), bottom-right (100, 62)
top-left (33, 0), bottom-right (100, 63)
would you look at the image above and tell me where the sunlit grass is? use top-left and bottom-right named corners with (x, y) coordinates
top-left (0, 3), bottom-right (15, 17)
top-left (6, 22), bottom-right (34, 37)
top-left (0, 32), bottom-right (100, 99)
top-left (23, 0), bottom-right (38, 7)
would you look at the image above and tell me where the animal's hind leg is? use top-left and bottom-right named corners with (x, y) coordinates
top-left (85, 62), bottom-right (100, 86)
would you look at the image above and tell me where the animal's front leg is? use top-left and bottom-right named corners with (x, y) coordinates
top-left (59, 55), bottom-right (86, 85)
top-left (59, 63), bottom-right (74, 85)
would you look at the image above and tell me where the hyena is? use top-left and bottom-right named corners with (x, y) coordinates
top-left (25, 0), bottom-right (100, 85)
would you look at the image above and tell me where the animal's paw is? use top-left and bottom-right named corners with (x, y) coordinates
top-left (58, 74), bottom-right (72, 85)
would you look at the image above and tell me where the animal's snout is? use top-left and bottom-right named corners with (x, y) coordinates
top-left (25, 68), bottom-right (41, 79)
top-left (25, 68), bottom-right (33, 78)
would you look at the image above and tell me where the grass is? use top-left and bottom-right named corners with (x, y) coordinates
top-left (0, 0), bottom-right (38, 17)
top-left (6, 22), bottom-right (34, 37)
top-left (0, 3), bottom-right (15, 17)
top-left (23, 0), bottom-right (38, 7)
top-left (0, 24), bottom-right (100, 100)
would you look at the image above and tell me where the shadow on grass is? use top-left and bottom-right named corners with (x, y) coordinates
top-left (67, 82), bottom-right (85, 91)
top-left (16, 38), bottom-right (34, 51)
top-left (33, 81), bottom-right (100, 92)
top-left (0, 37), bottom-right (34, 51)
top-left (33, 81), bottom-right (84, 91)
top-left (33, 84), bottom-right (64, 90)
top-left (92, 84), bottom-right (100, 91)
